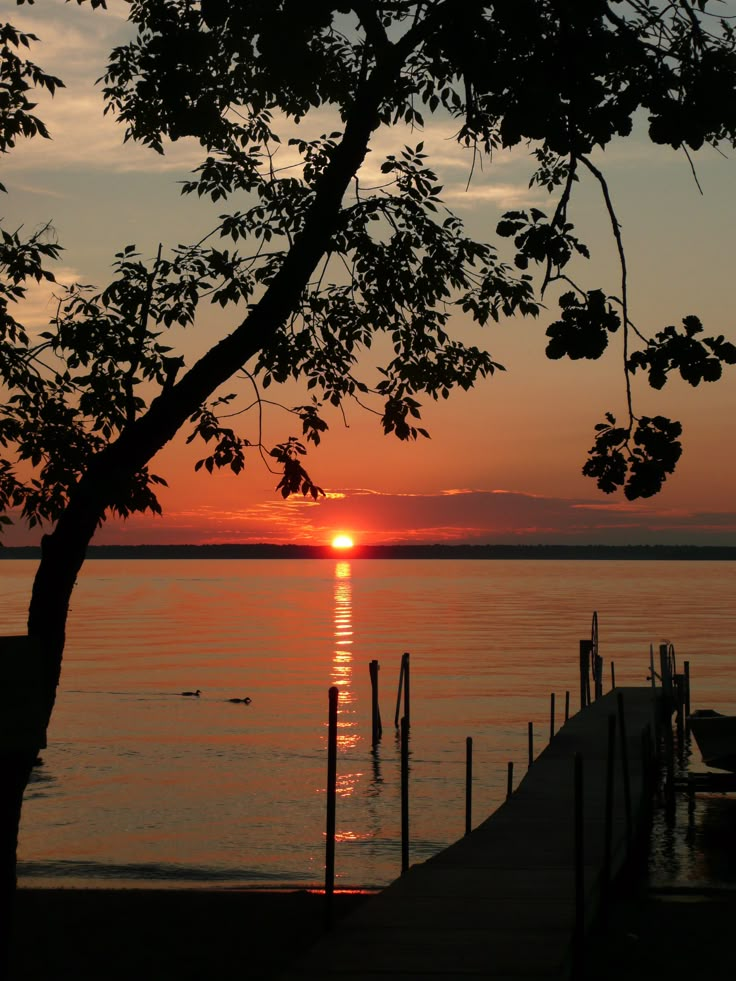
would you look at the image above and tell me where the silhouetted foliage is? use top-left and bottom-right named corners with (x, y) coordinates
top-left (0, 4), bottom-right (735, 795)
top-left (3, 0), bottom-right (736, 536)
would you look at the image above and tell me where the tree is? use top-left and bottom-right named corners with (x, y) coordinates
top-left (2, 0), bottom-right (736, 970)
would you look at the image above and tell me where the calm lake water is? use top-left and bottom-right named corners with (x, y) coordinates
top-left (2, 558), bottom-right (736, 891)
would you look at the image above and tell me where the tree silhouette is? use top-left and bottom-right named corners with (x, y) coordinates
top-left (2, 1), bottom-right (736, 969)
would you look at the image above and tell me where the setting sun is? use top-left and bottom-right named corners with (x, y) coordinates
top-left (331, 534), bottom-right (354, 550)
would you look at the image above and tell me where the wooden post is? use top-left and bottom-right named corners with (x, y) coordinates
top-left (684, 660), bottom-right (691, 723)
top-left (663, 701), bottom-right (676, 824)
top-left (602, 713), bottom-right (616, 923)
top-left (675, 673), bottom-right (685, 757)
top-left (369, 660), bottom-right (382, 746)
top-left (659, 643), bottom-right (673, 702)
top-left (465, 736), bottom-right (472, 836)
top-left (506, 761), bottom-right (514, 800)
top-left (403, 653), bottom-right (410, 729)
top-left (591, 611), bottom-right (602, 701)
top-left (641, 726), bottom-right (654, 833)
top-left (565, 690), bottom-right (570, 722)
top-left (528, 721), bottom-right (533, 769)
top-left (610, 661), bottom-right (616, 691)
top-left (549, 692), bottom-right (555, 742)
top-left (594, 655), bottom-right (603, 701)
top-left (400, 715), bottom-right (409, 873)
top-left (394, 652), bottom-right (410, 730)
top-left (649, 643), bottom-right (656, 690)
top-left (325, 686), bottom-right (338, 928)
top-left (617, 690), bottom-right (632, 844)
top-left (574, 752), bottom-right (584, 973)
top-left (579, 640), bottom-right (593, 709)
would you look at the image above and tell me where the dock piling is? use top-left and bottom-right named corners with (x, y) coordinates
top-left (400, 715), bottom-right (409, 873)
top-left (602, 712), bottom-right (616, 921)
top-left (325, 686), bottom-right (338, 928)
top-left (573, 752), bottom-right (585, 976)
top-left (394, 652), bottom-right (410, 730)
top-left (617, 690), bottom-right (633, 844)
top-left (465, 736), bottom-right (472, 836)
top-left (549, 692), bottom-right (555, 742)
top-left (369, 659), bottom-right (382, 746)
top-left (527, 721), bottom-right (533, 769)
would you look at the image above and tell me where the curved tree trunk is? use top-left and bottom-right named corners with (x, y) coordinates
top-left (0, 43), bottom-right (409, 974)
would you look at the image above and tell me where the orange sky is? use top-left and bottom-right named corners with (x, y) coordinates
top-left (3, 1), bottom-right (736, 548)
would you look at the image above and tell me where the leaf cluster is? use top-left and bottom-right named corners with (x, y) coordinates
top-left (583, 412), bottom-right (683, 500)
top-left (0, 22), bottom-right (64, 184)
top-left (546, 289), bottom-right (620, 361)
top-left (628, 315), bottom-right (736, 389)
top-left (271, 436), bottom-right (325, 500)
top-left (496, 207), bottom-right (589, 272)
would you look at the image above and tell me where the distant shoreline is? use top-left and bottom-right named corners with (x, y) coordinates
top-left (2, 543), bottom-right (736, 560)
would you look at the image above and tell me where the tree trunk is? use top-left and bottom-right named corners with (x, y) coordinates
top-left (1, 33), bottom-right (411, 975)
top-left (0, 750), bottom-right (36, 981)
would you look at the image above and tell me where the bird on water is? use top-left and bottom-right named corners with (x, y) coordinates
top-left (181, 689), bottom-right (201, 697)
top-left (227, 697), bottom-right (252, 704)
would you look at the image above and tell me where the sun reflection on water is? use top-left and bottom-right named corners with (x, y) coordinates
top-left (331, 560), bottom-right (360, 762)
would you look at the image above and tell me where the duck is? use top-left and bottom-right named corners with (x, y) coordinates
top-left (181, 689), bottom-right (201, 697)
top-left (227, 697), bottom-right (252, 704)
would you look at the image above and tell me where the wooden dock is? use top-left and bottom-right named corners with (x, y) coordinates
top-left (279, 687), bottom-right (665, 980)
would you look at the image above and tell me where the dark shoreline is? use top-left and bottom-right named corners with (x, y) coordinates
top-left (10, 882), bottom-right (736, 980)
top-left (3, 543), bottom-right (736, 560)
top-left (10, 887), bottom-right (371, 980)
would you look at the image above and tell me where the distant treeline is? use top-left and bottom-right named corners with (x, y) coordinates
top-left (2, 544), bottom-right (736, 560)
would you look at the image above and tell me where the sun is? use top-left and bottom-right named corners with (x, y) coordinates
top-left (331, 534), bottom-right (354, 550)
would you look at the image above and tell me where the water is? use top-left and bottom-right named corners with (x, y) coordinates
top-left (2, 558), bottom-right (736, 891)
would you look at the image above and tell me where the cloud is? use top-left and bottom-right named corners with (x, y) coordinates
top-left (9, 486), bottom-right (729, 548)
top-left (6, 2), bottom-right (204, 176)
top-left (11, 264), bottom-right (82, 332)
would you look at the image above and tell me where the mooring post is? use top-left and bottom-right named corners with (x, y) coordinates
top-left (403, 652), bottom-right (410, 729)
top-left (602, 713), bottom-right (617, 924)
top-left (594, 654), bottom-right (603, 700)
top-left (549, 692), bottom-right (555, 742)
top-left (684, 660), bottom-right (691, 728)
top-left (579, 640), bottom-right (593, 709)
top-left (616, 690), bottom-right (632, 844)
top-left (663, 704), bottom-right (676, 824)
top-left (506, 761), bottom-right (514, 800)
top-left (394, 652), bottom-right (410, 730)
top-left (649, 643), bottom-right (656, 690)
top-left (400, 715), bottom-right (409, 873)
top-left (565, 690), bottom-right (570, 722)
top-left (369, 659), bottom-right (382, 746)
top-left (325, 686), bottom-right (338, 929)
top-left (659, 642), bottom-right (673, 704)
top-left (610, 661), bottom-right (616, 691)
top-left (465, 736), bottom-right (473, 836)
top-left (528, 721), bottom-right (533, 769)
top-left (641, 726), bottom-right (654, 834)
top-left (591, 611), bottom-right (602, 701)
top-left (675, 673), bottom-right (686, 759)
top-left (573, 752), bottom-right (585, 976)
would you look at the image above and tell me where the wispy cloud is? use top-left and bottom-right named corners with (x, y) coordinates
top-left (7, 486), bottom-right (727, 548)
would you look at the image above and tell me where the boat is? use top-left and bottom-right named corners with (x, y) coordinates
top-left (689, 709), bottom-right (736, 772)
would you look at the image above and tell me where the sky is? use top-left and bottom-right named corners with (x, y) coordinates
top-left (3, 0), bottom-right (736, 548)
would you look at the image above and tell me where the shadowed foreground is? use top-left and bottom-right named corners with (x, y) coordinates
top-left (10, 884), bottom-right (736, 980)
top-left (10, 889), bottom-right (370, 980)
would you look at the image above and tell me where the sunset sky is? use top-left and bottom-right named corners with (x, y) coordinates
top-left (3, 0), bottom-right (736, 548)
